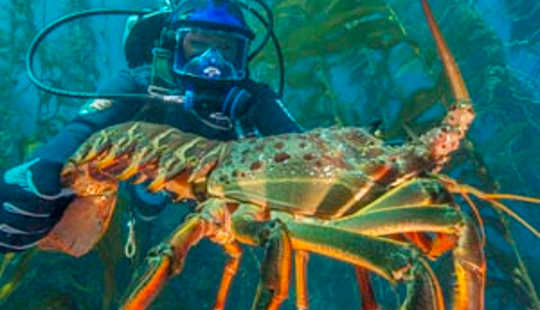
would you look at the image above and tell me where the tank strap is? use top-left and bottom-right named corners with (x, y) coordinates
top-left (150, 47), bottom-right (177, 89)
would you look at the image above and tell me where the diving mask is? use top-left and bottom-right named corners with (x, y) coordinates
top-left (173, 27), bottom-right (250, 81)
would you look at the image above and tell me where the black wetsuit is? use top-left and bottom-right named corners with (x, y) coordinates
top-left (33, 66), bottom-right (302, 165)
top-left (0, 66), bottom-right (302, 252)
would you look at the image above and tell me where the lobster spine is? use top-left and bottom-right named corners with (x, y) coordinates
top-left (419, 0), bottom-right (475, 169)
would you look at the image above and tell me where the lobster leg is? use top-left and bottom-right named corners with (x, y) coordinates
top-left (402, 259), bottom-right (444, 310)
top-left (331, 205), bottom-right (485, 310)
top-left (121, 215), bottom-right (209, 310)
top-left (294, 251), bottom-right (309, 310)
top-left (355, 267), bottom-right (380, 310)
top-left (215, 242), bottom-right (243, 310)
top-left (358, 178), bottom-right (452, 214)
top-left (121, 198), bottom-right (234, 310)
top-left (228, 204), bottom-right (293, 310)
top-left (250, 220), bottom-right (292, 310)
top-left (229, 203), bottom-right (315, 310)
top-left (275, 214), bottom-right (443, 309)
top-left (355, 232), bottom-right (449, 309)
top-left (350, 178), bottom-right (449, 309)
top-left (224, 203), bottom-right (449, 310)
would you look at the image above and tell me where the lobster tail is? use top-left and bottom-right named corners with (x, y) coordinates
top-left (40, 122), bottom-right (226, 257)
top-left (419, 0), bottom-right (475, 169)
top-left (39, 161), bottom-right (119, 257)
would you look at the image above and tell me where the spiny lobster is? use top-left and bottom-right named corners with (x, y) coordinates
top-left (38, 1), bottom-right (540, 309)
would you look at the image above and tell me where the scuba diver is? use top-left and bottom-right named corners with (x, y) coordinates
top-left (0, 0), bottom-right (302, 253)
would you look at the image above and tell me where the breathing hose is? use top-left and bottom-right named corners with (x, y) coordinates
top-left (26, 2), bottom-right (285, 100)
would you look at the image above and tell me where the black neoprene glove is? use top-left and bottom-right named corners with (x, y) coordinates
top-left (0, 158), bottom-right (73, 253)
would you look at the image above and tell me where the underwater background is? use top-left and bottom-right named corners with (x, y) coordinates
top-left (0, 0), bottom-right (539, 309)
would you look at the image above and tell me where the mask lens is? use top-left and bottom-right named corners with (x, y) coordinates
top-left (173, 28), bottom-right (249, 81)
top-left (184, 31), bottom-right (238, 63)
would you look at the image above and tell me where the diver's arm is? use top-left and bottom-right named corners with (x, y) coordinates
top-left (32, 66), bottom-right (150, 165)
top-left (31, 99), bottom-right (141, 164)
top-left (248, 83), bottom-right (304, 135)
top-left (0, 67), bottom-right (151, 252)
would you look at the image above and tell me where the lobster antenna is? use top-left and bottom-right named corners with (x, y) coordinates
top-left (485, 198), bottom-right (540, 237)
top-left (421, 0), bottom-right (469, 101)
top-left (419, 0), bottom-right (475, 169)
top-left (421, 1), bottom-right (539, 236)
top-left (460, 192), bottom-right (486, 245)
top-left (439, 175), bottom-right (540, 237)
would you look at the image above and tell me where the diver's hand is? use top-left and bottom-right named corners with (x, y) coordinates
top-left (0, 159), bottom-right (73, 253)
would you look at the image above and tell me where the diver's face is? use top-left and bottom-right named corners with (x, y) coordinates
top-left (182, 31), bottom-right (238, 63)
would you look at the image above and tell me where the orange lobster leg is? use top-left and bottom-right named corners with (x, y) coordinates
top-left (403, 232), bottom-right (458, 260)
top-left (229, 204), bottom-right (296, 310)
top-left (215, 242), bottom-right (243, 310)
top-left (428, 233), bottom-right (458, 259)
top-left (404, 232), bottom-right (433, 254)
top-left (403, 259), bottom-right (445, 310)
top-left (294, 251), bottom-right (309, 310)
top-left (329, 204), bottom-right (484, 310)
top-left (355, 267), bottom-right (380, 310)
top-left (251, 220), bottom-right (292, 310)
top-left (121, 215), bottom-right (209, 310)
top-left (279, 215), bottom-right (444, 309)
top-left (452, 220), bottom-right (485, 310)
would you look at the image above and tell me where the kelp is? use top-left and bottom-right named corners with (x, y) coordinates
top-left (249, 0), bottom-right (417, 130)
top-left (30, 292), bottom-right (80, 310)
top-left (503, 0), bottom-right (540, 50)
top-left (0, 0), bottom-right (104, 306)
top-left (0, 0), bottom-right (101, 151)
top-left (35, 0), bottom-right (100, 127)
top-left (4, 291), bottom-right (81, 310)
top-left (0, 250), bottom-right (37, 306)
